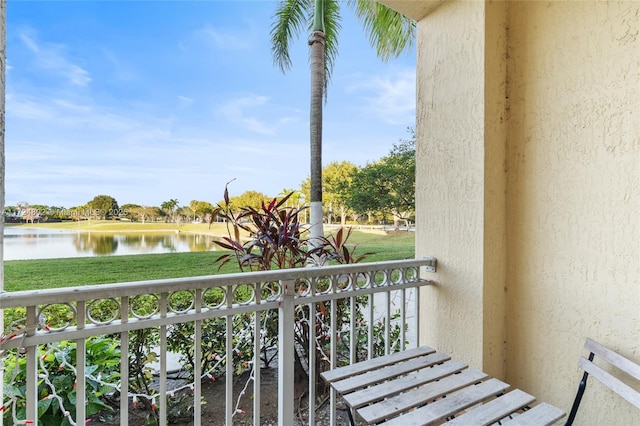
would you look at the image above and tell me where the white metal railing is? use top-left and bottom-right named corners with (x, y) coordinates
top-left (0, 258), bottom-right (436, 426)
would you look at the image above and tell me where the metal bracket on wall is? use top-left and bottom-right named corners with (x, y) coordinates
top-left (423, 257), bottom-right (437, 273)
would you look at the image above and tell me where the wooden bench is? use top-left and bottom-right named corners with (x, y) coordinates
top-left (321, 346), bottom-right (565, 425)
top-left (565, 338), bottom-right (640, 425)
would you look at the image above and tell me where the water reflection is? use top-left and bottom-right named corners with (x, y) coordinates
top-left (73, 233), bottom-right (119, 255)
top-left (4, 228), bottom-right (219, 260)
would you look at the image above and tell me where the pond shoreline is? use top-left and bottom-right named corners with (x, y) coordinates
top-left (4, 225), bottom-right (224, 261)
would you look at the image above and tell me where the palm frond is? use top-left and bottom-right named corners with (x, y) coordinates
top-left (270, 0), bottom-right (314, 72)
top-left (348, 0), bottom-right (416, 61)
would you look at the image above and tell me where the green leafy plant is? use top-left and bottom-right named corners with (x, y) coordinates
top-left (2, 337), bottom-right (120, 426)
top-left (167, 314), bottom-right (256, 380)
top-left (210, 187), bottom-right (388, 400)
top-left (212, 188), bottom-right (312, 271)
top-left (2, 304), bottom-right (162, 423)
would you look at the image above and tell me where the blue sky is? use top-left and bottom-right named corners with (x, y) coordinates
top-left (6, 1), bottom-right (415, 209)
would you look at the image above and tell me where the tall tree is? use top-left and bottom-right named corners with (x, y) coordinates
top-left (228, 190), bottom-right (270, 211)
top-left (323, 161), bottom-right (357, 225)
top-left (87, 195), bottom-right (119, 220)
top-left (277, 188), bottom-right (303, 209)
top-left (301, 161), bottom-right (358, 225)
top-left (346, 129), bottom-right (415, 228)
top-left (161, 198), bottom-right (179, 222)
top-left (193, 200), bottom-right (216, 222)
top-left (188, 200), bottom-right (199, 222)
top-left (271, 0), bottom-right (415, 246)
top-left (121, 203), bottom-right (142, 221)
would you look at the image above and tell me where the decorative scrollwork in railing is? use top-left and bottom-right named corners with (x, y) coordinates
top-left (87, 298), bottom-right (120, 325)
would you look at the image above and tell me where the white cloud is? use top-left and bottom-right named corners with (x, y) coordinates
top-left (196, 24), bottom-right (251, 50)
top-left (6, 94), bottom-right (53, 120)
top-left (102, 49), bottom-right (137, 82)
top-left (19, 29), bottom-right (92, 87)
top-left (178, 96), bottom-right (194, 104)
top-left (66, 65), bottom-right (91, 86)
top-left (229, 142), bottom-right (269, 156)
top-left (52, 98), bottom-right (92, 113)
top-left (217, 94), bottom-right (276, 135)
top-left (19, 32), bottom-right (39, 52)
top-left (347, 68), bottom-right (416, 125)
top-left (244, 117), bottom-right (276, 135)
top-left (8, 94), bottom-right (142, 133)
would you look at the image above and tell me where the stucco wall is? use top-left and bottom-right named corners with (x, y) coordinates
top-left (482, 0), bottom-right (508, 381)
top-left (404, 0), bottom-right (639, 423)
top-left (506, 1), bottom-right (640, 424)
top-left (414, 0), bottom-right (487, 371)
top-left (413, 0), bottom-right (509, 379)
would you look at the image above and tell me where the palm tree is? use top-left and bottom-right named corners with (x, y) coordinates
top-left (161, 198), bottom-right (179, 222)
top-left (271, 0), bottom-right (414, 247)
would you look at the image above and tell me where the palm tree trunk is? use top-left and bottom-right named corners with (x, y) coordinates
top-left (309, 29), bottom-right (325, 248)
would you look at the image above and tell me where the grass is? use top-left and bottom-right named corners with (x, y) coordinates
top-left (4, 227), bottom-right (414, 292)
top-left (11, 220), bottom-right (231, 235)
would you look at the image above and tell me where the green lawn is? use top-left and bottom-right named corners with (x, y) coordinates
top-left (10, 220), bottom-right (230, 235)
top-left (4, 228), bottom-right (414, 292)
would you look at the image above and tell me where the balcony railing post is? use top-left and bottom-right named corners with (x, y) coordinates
top-left (76, 300), bottom-right (86, 425)
top-left (25, 305), bottom-right (37, 425)
top-left (278, 279), bottom-right (295, 426)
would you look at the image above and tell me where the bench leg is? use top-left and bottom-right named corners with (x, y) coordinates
top-left (565, 352), bottom-right (594, 426)
top-left (347, 407), bottom-right (356, 426)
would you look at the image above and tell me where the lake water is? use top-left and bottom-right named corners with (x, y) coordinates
top-left (3, 227), bottom-right (219, 260)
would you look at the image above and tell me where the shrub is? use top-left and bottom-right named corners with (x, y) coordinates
top-left (210, 187), bottom-right (401, 397)
top-left (2, 337), bottom-right (120, 426)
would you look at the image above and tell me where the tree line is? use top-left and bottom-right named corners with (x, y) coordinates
top-left (5, 130), bottom-right (415, 227)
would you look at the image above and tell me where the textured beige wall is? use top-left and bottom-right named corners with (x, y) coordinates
top-left (482, 0), bottom-right (508, 381)
top-left (414, 0), bottom-right (510, 379)
top-left (390, 0), bottom-right (640, 423)
top-left (413, 0), bottom-right (509, 376)
top-left (506, 1), bottom-right (640, 424)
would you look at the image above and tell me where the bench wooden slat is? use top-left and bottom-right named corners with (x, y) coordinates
top-left (357, 369), bottom-right (490, 424)
top-left (446, 389), bottom-right (535, 425)
top-left (500, 402), bottom-right (566, 426)
top-left (381, 378), bottom-right (510, 426)
top-left (344, 359), bottom-right (468, 409)
top-left (320, 345), bottom-right (435, 383)
top-left (332, 351), bottom-right (450, 394)
top-left (322, 345), bottom-right (566, 425)
top-left (584, 338), bottom-right (640, 381)
top-left (579, 356), bottom-right (640, 409)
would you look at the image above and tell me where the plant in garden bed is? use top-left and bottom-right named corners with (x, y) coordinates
top-left (209, 187), bottom-right (401, 404)
top-left (1, 301), bottom-right (201, 426)
top-left (212, 188), bottom-right (313, 271)
top-left (167, 314), bottom-right (257, 381)
top-left (2, 337), bottom-right (120, 426)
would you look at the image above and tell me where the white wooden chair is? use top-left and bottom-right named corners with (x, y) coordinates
top-left (565, 338), bottom-right (640, 425)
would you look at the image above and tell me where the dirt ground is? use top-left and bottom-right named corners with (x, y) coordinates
top-left (93, 366), bottom-right (356, 425)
